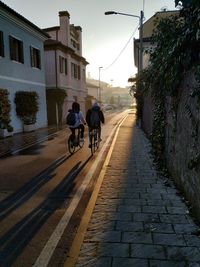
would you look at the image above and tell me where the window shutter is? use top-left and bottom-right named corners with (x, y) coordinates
top-left (30, 46), bottom-right (33, 67)
top-left (20, 41), bottom-right (24, 63)
top-left (0, 31), bottom-right (4, 57)
top-left (9, 36), bottom-right (14, 60)
top-left (65, 58), bottom-right (67, 75)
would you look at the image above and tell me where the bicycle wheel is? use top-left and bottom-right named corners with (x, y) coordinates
top-left (90, 131), bottom-right (95, 154)
top-left (68, 135), bottom-right (75, 154)
top-left (77, 130), bottom-right (84, 148)
top-left (95, 128), bottom-right (100, 149)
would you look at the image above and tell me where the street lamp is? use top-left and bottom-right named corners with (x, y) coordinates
top-left (99, 66), bottom-right (103, 103)
top-left (105, 10), bottom-right (144, 72)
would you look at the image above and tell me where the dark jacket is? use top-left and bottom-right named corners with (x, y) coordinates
top-left (86, 105), bottom-right (105, 127)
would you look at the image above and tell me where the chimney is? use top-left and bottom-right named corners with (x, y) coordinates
top-left (59, 11), bottom-right (70, 46)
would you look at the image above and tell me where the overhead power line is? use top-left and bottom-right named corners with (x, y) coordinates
top-left (102, 23), bottom-right (139, 71)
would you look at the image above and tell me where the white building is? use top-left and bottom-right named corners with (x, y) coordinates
top-left (0, 0), bottom-right (49, 133)
top-left (43, 11), bottom-right (88, 125)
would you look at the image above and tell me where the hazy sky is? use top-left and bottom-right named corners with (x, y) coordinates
top-left (2, 0), bottom-right (177, 87)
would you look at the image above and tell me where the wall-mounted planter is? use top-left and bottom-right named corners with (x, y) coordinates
top-left (0, 129), bottom-right (13, 138)
top-left (23, 124), bottom-right (35, 132)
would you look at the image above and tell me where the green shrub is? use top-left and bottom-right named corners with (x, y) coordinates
top-left (0, 88), bottom-right (13, 131)
top-left (14, 91), bottom-right (39, 124)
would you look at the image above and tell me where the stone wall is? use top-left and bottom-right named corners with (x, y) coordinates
top-left (165, 71), bottom-right (200, 219)
top-left (142, 95), bottom-right (154, 137)
top-left (142, 71), bottom-right (200, 219)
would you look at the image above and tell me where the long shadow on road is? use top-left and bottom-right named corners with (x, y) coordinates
top-left (0, 155), bottom-right (92, 267)
top-left (0, 154), bottom-right (70, 221)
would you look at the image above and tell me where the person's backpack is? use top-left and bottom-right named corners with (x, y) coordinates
top-left (66, 111), bottom-right (76, 126)
top-left (90, 110), bottom-right (100, 128)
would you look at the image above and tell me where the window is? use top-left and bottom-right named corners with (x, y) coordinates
top-left (30, 46), bottom-right (41, 69)
top-left (64, 59), bottom-right (67, 75)
top-left (71, 63), bottom-right (80, 80)
top-left (0, 31), bottom-right (4, 57)
top-left (59, 56), bottom-right (67, 74)
top-left (82, 69), bottom-right (86, 81)
top-left (9, 36), bottom-right (24, 63)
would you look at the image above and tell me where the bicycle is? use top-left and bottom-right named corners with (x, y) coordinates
top-left (68, 127), bottom-right (84, 154)
top-left (89, 127), bottom-right (100, 155)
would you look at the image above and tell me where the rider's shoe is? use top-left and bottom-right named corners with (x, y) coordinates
top-left (80, 138), bottom-right (84, 142)
top-left (88, 144), bottom-right (91, 148)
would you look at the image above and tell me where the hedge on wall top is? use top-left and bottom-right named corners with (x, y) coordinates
top-left (14, 91), bottom-right (39, 124)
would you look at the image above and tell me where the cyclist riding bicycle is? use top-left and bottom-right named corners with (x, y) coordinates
top-left (86, 102), bottom-right (105, 148)
top-left (66, 102), bottom-right (86, 143)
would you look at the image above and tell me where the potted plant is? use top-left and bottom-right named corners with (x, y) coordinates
top-left (14, 91), bottom-right (39, 132)
top-left (0, 89), bottom-right (13, 137)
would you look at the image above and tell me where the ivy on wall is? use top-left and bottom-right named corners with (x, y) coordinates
top-left (136, 0), bottom-right (200, 168)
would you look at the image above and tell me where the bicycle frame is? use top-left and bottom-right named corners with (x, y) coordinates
top-left (68, 127), bottom-right (84, 154)
top-left (90, 127), bottom-right (100, 155)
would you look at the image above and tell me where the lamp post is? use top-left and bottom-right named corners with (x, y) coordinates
top-left (98, 66), bottom-right (103, 103)
top-left (105, 10), bottom-right (144, 72)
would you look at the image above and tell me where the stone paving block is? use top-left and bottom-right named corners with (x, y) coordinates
top-left (94, 204), bottom-right (117, 212)
top-left (166, 246), bottom-right (200, 261)
top-left (166, 206), bottom-right (189, 215)
top-left (123, 199), bottom-right (147, 205)
top-left (162, 194), bottom-right (183, 201)
top-left (116, 221), bottom-right (143, 232)
top-left (173, 223), bottom-right (198, 234)
top-left (130, 244), bottom-right (166, 259)
top-left (147, 188), bottom-right (168, 194)
top-left (97, 242), bottom-right (129, 257)
top-left (166, 200), bottom-right (186, 208)
top-left (183, 235), bottom-right (200, 247)
top-left (149, 259), bottom-right (187, 267)
top-left (118, 204), bottom-right (141, 213)
top-left (79, 243), bottom-right (98, 257)
top-left (142, 205), bottom-right (167, 214)
top-left (133, 213), bottom-right (160, 223)
top-left (147, 199), bottom-right (173, 206)
top-left (76, 256), bottom-right (112, 267)
top-left (159, 214), bottom-right (189, 224)
top-left (126, 188), bottom-right (147, 193)
top-left (144, 222), bottom-right (174, 233)
top-left (118, 192), bottom-right (140, 199)
top-left (106, 211), bottom-right (132, 221)
top-left (151, 183), bottom-right (172, 189)
top-left (188, 263), bottom-right (200, 267)
top-left (153, 233), bottom-right (186, 246)
top-left (140, 193), bottom-right (162, 200)
top-left (96, 198), bottom-right (122, 205)
top-left (86, 220), bottom-right (115, 231)
top-left (84, 230), bottom-right (121, 243)
top-left (98, 191), bottom-right (119, 198)
top-left (122, 231), bottom-right (153, 244)
top-left (112, 257), bottom-right (148, 267)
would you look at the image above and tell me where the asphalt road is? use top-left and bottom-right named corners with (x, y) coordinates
top-left (0, 109), bottom-right (129, 267)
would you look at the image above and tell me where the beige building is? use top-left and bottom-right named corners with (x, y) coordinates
top-left (134, 10), bottom-right (179, 70)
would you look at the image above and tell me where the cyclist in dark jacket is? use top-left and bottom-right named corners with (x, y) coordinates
top-left (86, 102), bottom-right (105, 147)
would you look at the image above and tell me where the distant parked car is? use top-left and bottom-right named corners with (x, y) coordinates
top-left (102, 104), bottom-right (114, 111)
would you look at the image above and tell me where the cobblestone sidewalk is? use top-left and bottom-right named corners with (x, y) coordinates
top-left (75, 113), bottom-right (200, 267)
